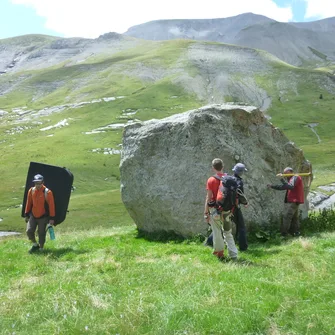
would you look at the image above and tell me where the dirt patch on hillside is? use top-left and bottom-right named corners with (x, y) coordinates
top-left (171, 43), bottom-right (272, 109)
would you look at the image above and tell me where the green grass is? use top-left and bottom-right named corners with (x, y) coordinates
top-left (0, 39), bottom-right (193, 109)
top-left (0, 229), bottom-right (334, 334)
top-left (254, 66), bottom-right (335, 187)
top-left (0, 76), bottom-right (200, 233)
top-left (270, 89), bottom-right (335, 186)
top-left (0, 34), bottom-right (58, 46)
top-left (315, 65), bottom-right (335, 74)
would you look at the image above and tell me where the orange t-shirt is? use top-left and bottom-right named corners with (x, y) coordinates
top-left (206, 173), bottom-right (226, 202)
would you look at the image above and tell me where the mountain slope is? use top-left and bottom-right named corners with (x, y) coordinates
top-left (0, 36), bottom-right (334, 234)
top-left (289, 16), bottom-right (335, 32)
top-left (124, 13), bottom-right (335, 67)
top-left (124, 13), bottom-right (274, 43)
top-left (234, 21), bottom-right (335, 67)
top-left (0, 33), bottom-right (140, 74)
top-left (1, 35), bottom-right (334, 110)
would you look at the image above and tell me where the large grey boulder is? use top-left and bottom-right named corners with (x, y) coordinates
top-left (120, 104), bottom-right (312, 237)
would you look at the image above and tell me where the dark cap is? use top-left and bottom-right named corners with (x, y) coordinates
top-left (232, 163), bottom-right (247, 174)
top-left (283, 167), bottom-right (293, 173)
top-left (32, 174), bottom-right (44, 182)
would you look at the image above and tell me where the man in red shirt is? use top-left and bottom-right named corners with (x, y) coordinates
top-left (204, 158), bottom-right (238, 260)
top-left (24, 174), bottom-right (55, 253)
top-left (267, 167), bottom-right (304, 237)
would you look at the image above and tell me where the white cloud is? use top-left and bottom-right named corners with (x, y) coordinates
top-left (303, 0), bottom-right (335, 19)
top-left (11, 0), bottom-right (293, 38)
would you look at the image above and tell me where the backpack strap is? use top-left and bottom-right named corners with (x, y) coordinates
top-left (212, 174), bottom-right (224, 181)
top-left (44, 187), bottom-right (49, 201)
top-left (31, 186), bottom-right (48, 200)
top-left (44, 188), bottom-right (49, 215)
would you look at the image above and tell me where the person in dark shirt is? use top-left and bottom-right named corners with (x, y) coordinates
top-left (232, 163), bottom-right (249, 251)
top-left (267, 167), bottom-right (304, 237)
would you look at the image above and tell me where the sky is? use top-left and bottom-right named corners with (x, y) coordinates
top-left (1, 0), bottom-right (335, 39)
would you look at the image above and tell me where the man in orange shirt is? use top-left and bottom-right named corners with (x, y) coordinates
top-left (24, 174), bottom-right (55, 253)
top-left (204, 158), bottom-right (238, 261)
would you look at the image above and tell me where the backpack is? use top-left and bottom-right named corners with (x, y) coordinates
top-left (215, 175), bottom-right (239, 212)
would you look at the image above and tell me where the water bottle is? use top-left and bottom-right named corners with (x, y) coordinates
top-left (48, 224), bottom-right (56, 240)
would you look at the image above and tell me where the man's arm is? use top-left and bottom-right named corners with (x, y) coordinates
top-left (24, 188), bottom-right (32, 216)
top-left (24, 188), bottom-right (32, 222)
top-left (236, 178), bottom-right (248, 205)
top-left (238, 192), bottom-right (248, 206)
top-left (204, 190), bottom-right (213, 214)
top-left (46, 190), bottom-right (56, 224)
top-left (268, 176), bottom-right (297, 190)
top-left (204, 189), bottom-right (213, 223)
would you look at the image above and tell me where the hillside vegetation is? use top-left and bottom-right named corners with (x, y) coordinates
top-left (0, 36), bottom-right (335, 234)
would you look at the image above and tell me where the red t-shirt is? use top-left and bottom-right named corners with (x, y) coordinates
top-left (206, 173), bottom-right (226, 202)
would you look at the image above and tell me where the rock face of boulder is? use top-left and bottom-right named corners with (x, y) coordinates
top-left (120, 104), bottom-right (312, 237)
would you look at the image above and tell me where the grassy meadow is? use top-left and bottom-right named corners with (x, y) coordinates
top-left (0, 37), bottom-right (335, 334)
top-left (1, 229), bottom-right (335, 334)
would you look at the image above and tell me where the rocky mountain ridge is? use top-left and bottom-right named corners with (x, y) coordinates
top-left (0, 33), bottom-right (139, 75)
top-left (124, 12), bottom-right (335, 67)
top-left (1, 13), bottom-right (335, 76)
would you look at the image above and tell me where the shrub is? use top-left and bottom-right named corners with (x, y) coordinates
top-left (302, 207), bottom-right (335, 233)
top-left (248, 207), bottom-right (335, 242)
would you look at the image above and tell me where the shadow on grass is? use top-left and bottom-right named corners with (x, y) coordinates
top-left (222, 257), bottom-right (253, 266)
top-left (216, 256), bottom-right (272, 268)
top-left (135, 229), bottom-right (187, 243)
top-left (244, 247), bottom-right (282, 258)
top-left (34, 247), bottom-right (88, 259)
top-left (237, 258), bottom-right (266, 267)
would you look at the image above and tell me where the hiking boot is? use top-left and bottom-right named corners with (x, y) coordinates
top-left (293, 232), bottom-right (301, 237)
top-left (29, 244), bottom-right (40, 254)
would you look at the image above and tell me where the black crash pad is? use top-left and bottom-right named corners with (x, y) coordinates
top-left (21, 162), bottom-right (74, 225)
